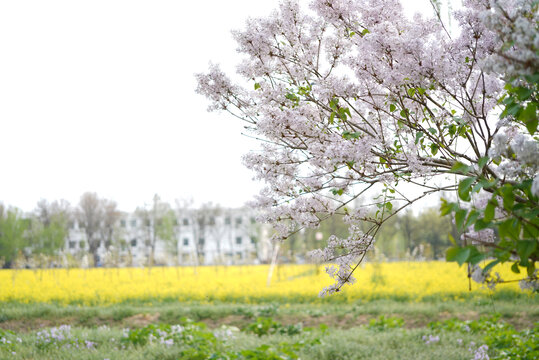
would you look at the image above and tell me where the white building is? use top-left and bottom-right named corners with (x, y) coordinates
top-left (65, 208), bottom-right (273, 267)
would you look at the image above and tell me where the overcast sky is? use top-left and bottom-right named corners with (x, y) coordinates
top-left (0, 0), bottom-right (439, 212)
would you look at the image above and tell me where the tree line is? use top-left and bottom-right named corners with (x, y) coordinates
top-left (0, 192), bottom-right (458, 269)
top-left (0, 192), bottom-right (261, 269)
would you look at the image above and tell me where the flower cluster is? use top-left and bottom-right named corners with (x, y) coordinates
top-left (422, 334), bottom-right (440, 345)
top-left (309, 226), bottom-right (375, 297)
top-left (197, 0), bottom-right (537, 293)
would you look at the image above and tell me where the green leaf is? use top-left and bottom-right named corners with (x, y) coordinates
top-left (498, 218), bottom-right (519, 241)
top-left (254, 82), bottom-right (261, 90)
top-left (329, 112), bottom-right (335, 124)
top-left (477, 156), bottom-right (489, 169)
top-left (517, 240), bottom-right (537, 265)
top-left (400, 109), bottom-right (408, 118)
top-left (527, 262), bottom-right (536, 277)
top-left (448, 124), bottom-right (457, 136)
top-left (455, 209), bottom-right (467, 230)
top-left (450, 162), bottom-right (471, 174)
top-left (389, 104), bottom-right (396, 112)
top-left (415, 131), bottom-right (424, 144)
top-left (484, 200), bottom-right (496, 222)
top-left (465, 210), bottom-right (480, 228)
top-left (430, 143), bottom-right (439, 155)
top-left (343, 131), bottom-right (361, 139)
top-left (385, 202), bottom-right (393, 211)
top-left (483, 259), bottom-right (500, 274)
top-left (503, 102), bottom-right (521, 117)
top-left (511, 262), bottom-right (521, 274)
top-left (446, 246), bottom-right (472, 266)
top-left (286, 93), bottom-right (298, 102)
top-left (448, 234), bottom-right (456, 246)
top-left (515, 87), bottom-right (533, 101)
top-left (407, 88), bottom-right (416, 97)
top-left (440, 199), bottom-right (457, 216)
top-left (417, 88), bottom-right (426, 96)
top-left (474, 218), bottom-right (489, 231)
top-left (501, 185), bottom-right (515, 211)
top-left (520, 103), bottom-right (537, 135)
top-left (469, 251), bottom-right (486, 265)
top-left (458, 177), bottom-right (476, 202)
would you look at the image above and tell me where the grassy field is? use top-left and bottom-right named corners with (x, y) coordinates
top-left (0, 262), bottom-right (537, 359)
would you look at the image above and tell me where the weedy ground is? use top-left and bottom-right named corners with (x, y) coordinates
top-left (0, 298), bottom-right (537, 359)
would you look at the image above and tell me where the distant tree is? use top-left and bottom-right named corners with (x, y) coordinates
top-left (77, 192), bottom-right (104, 266)
top-left (396, 210), bottom-right (418, 253)
top-left (187, 206), bottom-right (211, 266)
top-left (0, 204), bottom-right (27, 268)
top-left (203, 204), bottom-right (226, 264)
top-left (30, 199), bottom-right (71, 261)
top-left (136, 194), bottom-right (176, 267)
top-left (415, 208), bottom-right (453, 259)
top-left (99, 199), bottom-right (120, 251)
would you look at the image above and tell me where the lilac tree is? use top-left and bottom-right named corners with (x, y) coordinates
top-left (196, 0), bottom-right (538, 295)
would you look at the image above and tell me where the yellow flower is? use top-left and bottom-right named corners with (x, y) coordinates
top-left (0, 262), bottom-right (525, 305)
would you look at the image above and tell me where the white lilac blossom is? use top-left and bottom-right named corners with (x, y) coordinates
top-left (519, 271), bottom-right (539, 291)
top-left (461, 229), bottom-right (496, 245)
top-left (471, 344), bottom-right (490, 360)
top-left (471, 265), bottom-right (488, 284)
top-left (470, 265), bottom-right (504, 289)
top-left (532, 174), bottom-right (539, 198)
top-left (196, 0), bottom-right (538, 293)
top-left (309, 228), bottom-right (375, 297)
top-left (422, 334), bottom-right (440, 344)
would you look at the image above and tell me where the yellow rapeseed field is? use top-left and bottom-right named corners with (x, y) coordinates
top-left (0, 262), bottom-right (526, 305)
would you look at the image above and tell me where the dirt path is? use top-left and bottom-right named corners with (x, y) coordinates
top-left (2, 311), bottom-right (537, 333)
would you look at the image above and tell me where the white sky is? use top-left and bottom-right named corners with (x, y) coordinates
top-left (0, 0), bottom-right (440, 212)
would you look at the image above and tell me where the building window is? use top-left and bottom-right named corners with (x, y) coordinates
top-left (130, 239), bottom-right (137, 247)
top-left (209, 217), bottom-right (215, 225)
top-left (69, 241), bottom-right (76, 249)
top-left (174, 218), bottom-right (179, 226)
top-left (224, 217), bottom-right (231, 225)
top-left (235, 236), bottom-right (242, 245)
top-left (120, 219), bottom-right (126, 228)
top-left (145, 219), bottom-right (151, 227)
top-left (68, 221), bottom-right (75, 229)
top-left (183, 218), bottom-right (189, 226)
top-left (235, 217), bottom-right (242, 226)
top-left (198, 238), bottom-right (205, 246)
top-left (236, 251), bottom-right (243, 259)
top-left (250, 217), bottom-right (256, 224)
top-left (183, 238), bottom-right (189, 246)
top-left (79, 241), bottom-right (86, 249)
top-left (130, 219), bottom-right (137, 228)
top-left (250, 236), bottom-right (256, 244)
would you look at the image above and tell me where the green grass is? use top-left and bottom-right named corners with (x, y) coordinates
top-left (1, 298), bottom-right (537, 359)
top-left (1, 297), bottom-right (538, 331)
top-left (0, 321), bottom-right (488, 360)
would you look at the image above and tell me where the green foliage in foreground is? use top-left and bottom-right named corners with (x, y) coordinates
top-left (1, 315), bottom-right (538, 359)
